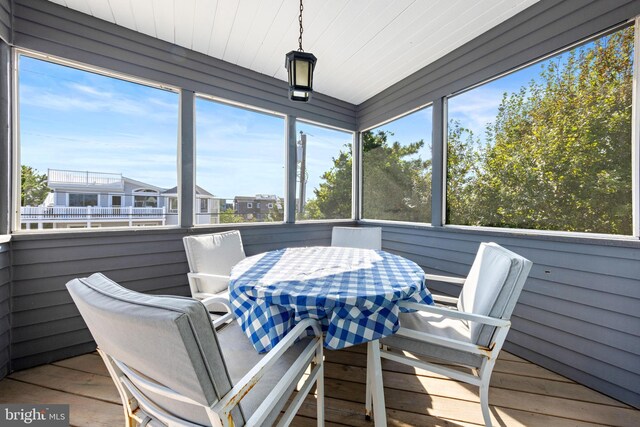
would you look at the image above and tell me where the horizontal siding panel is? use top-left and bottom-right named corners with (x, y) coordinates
top-left (12, 304), bottom-right (81, 329)
top-left (13, 323), bottom-right (102, 359)
top-left (506, 331), bottom-right (640, 409)
top-left (512, 317), bottom-right (640, 382)
top-left (12, 262), bottom-right (190, 296)
top-left (11, 342), bottom-right (97, 372)
top-left (13, 0), bottom-right (357, 130)
top-left (12, 277), bottom-right (189, 312)
top-left (0, 250), bottom-right (9, 269)
top-left (514, 303), bottom-right (640, 355)
top-left (517, 291), bottom-right (639, 338)
top-left (11, 316), bottom-right (86, 344)
top-left (9, 223), bottom-right (336, 370)
top-left (0, 0), bottom-right (9, 44)
top-left (0, 237), bottom-right (10, 380)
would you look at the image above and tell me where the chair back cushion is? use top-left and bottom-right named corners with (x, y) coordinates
top-left (331, 226), bottom-right (382, 250)
top-left (183, 231), bottom-right (246, 293)
top-left (66, 273), bottom-right (241, 423)
top-left (457, 242), bottom-right (532, 346)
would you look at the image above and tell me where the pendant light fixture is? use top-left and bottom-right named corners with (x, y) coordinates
top-left (285, 0), bottom-right (317, 102)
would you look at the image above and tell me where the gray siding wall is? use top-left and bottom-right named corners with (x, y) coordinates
top-left (12, 0), bottom-right (357, 131)
top-left (357, 0), bottom-right (640, 130)
top-left (0, 238), bottom-right (10, 378)
top-left (9, 222), bottom-right (351, 370)
top-left (367, 222), bottom-right (640, 408)
top-left (0, 0), bottom-right (10, 44)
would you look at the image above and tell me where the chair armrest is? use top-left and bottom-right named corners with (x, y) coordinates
top-left (432, 294), bottom-right (458, 305)
top-left (200, 294), bottom-right (233, 312)
top-left (188, 272), bottom-right (231, 282)
top-left (399, 301), bottom-right (510, 328)
top-left (424, 273), bottom-right (466, 285)
top-left (213, 318), bottom-right (323, 419)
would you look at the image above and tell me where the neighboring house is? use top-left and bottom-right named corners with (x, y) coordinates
top-left (20, 169), bottom-right (218, 229)
top-left (234, 194), bottom-right (282, 221)
top-left (161, 186), bottom-right (221, 226)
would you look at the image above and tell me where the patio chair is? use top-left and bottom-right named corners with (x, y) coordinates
top-left (183, 230), bottom-right (246, 313)
top-left (369, 242), bottom-right (532, 427)
top-left (66, 273), bottom-right (324, 427)
top-left (331, 226), bottom-right (382, 250)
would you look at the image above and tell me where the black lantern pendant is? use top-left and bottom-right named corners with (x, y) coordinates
top-left (285, 0), bottom-right (317, 102)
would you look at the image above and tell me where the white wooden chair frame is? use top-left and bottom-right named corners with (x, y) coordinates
top-left (200, 293), bottom-right (235, 328)
top-left (100, 317), bottom-right (325, 427)
top-left (187, 272), bottom-right (231, 301)
top-left (365, 274), bottom-right (512, 427)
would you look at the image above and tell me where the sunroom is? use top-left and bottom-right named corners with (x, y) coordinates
top-left (0, 0), bottom-right (639, 426)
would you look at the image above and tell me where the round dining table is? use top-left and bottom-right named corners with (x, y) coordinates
top-left (229, 246), bottom-right (433, 353)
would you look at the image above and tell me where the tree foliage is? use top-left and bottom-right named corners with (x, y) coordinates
top-left (301, 130), bottom-right (432, 222)
top-left (304, 27), bottom-right (633, 235)
top-left (219, 208), bottom-right (246, 224)
top-left (449, 27), bottom-right (633, 234)
top-left (21, 165), bottom-right (50, 206)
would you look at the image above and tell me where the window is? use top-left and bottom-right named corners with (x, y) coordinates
top-left (18, 54), bottom-right (179, 230)
top-left (362, 107), bottom-right (433, 222)
top-left (268, 203), bottom-right (273, 209)
top-left (69, 193), bottom-right (98, 207)
top-left (200, 198), bottom-right (208, 213)
top-left (256, 202), bottom-right (261, 209)
top-left (295, 121), bottom-right (353, 220)
top-left (447, 26), bottom-right (633, 235)
top-left (134, 194), bottom-right (158, 208)
top-left (169, 198), bottom-right (178, 213)
top-left (196, 97), bottom-right (285, 224)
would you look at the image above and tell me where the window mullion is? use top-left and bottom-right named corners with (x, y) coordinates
top-left (632, 16), bottom-right (640, 237)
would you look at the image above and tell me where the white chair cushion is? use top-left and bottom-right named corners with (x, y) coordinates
top-left (381, 311), bottom-right (484, 368)
top-left (458, 242), bottom-right (531, 345)
top-left (183, 231), bottom-right (246, 294)
top-left (66, 273), bottom-right (243, 425)
top-left (331, 226), bottom-right (382, 250)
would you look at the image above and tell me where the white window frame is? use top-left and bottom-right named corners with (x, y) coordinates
top-left (442, 21), bottom-right (639, 238)
top-left (247, 202), bottom-right (253, 209)
top-left (357, 103), bottom-right (434, 225)
top-left (12, 49), bottom-right (180, 233)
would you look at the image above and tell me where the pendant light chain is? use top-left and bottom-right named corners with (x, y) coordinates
top-left (298, 0), bottom-right (304, 52)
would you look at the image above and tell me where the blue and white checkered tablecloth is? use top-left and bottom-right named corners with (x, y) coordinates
top-left (229, 246), bottom-right (433, 353)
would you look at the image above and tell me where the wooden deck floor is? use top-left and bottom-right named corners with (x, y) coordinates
top-left (0, 346), bottom-right (638, 426)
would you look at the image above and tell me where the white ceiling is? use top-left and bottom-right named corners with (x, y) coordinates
top-left (47, 0), bottom-right (539, 104)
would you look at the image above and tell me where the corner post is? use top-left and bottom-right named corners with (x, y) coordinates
top-left (179, 89), bottom-right (195, 228)
top-left (431, 97), bottom-right (446, 227)
top-left (285, 115), bottom-right (297, 223)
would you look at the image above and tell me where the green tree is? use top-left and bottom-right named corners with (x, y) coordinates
top-left (308, 143), bottom-right (353, 220)
top-left (303, 130), bottom-right (432, 221)
top-left (453, 27), bottom-right (633, 234)
top-left (219, 208), bottom-right (246, 224)
top-left (21, 166), bottom-right (50, 206)
top-left (362, 130), bottom-right (431, 222)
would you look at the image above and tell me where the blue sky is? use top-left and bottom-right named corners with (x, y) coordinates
top-left (18, 43), bottom-right (579, 201)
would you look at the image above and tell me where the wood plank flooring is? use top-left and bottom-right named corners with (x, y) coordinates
top-left (0, 346), bottom-right (638, 426)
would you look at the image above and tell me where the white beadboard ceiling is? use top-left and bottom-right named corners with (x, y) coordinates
top-left (47, 0), bottom-right (539, 104)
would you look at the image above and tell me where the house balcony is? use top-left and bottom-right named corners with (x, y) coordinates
top-left (20, 206), bottom-right (166, 225)
top-left (46, 169), bottom-right (125, 193)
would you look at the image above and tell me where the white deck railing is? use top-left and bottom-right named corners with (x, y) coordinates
top-left (21, 206), bottom-right (166, 221)
top-left (47, 169), bottom-right (123, 186)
